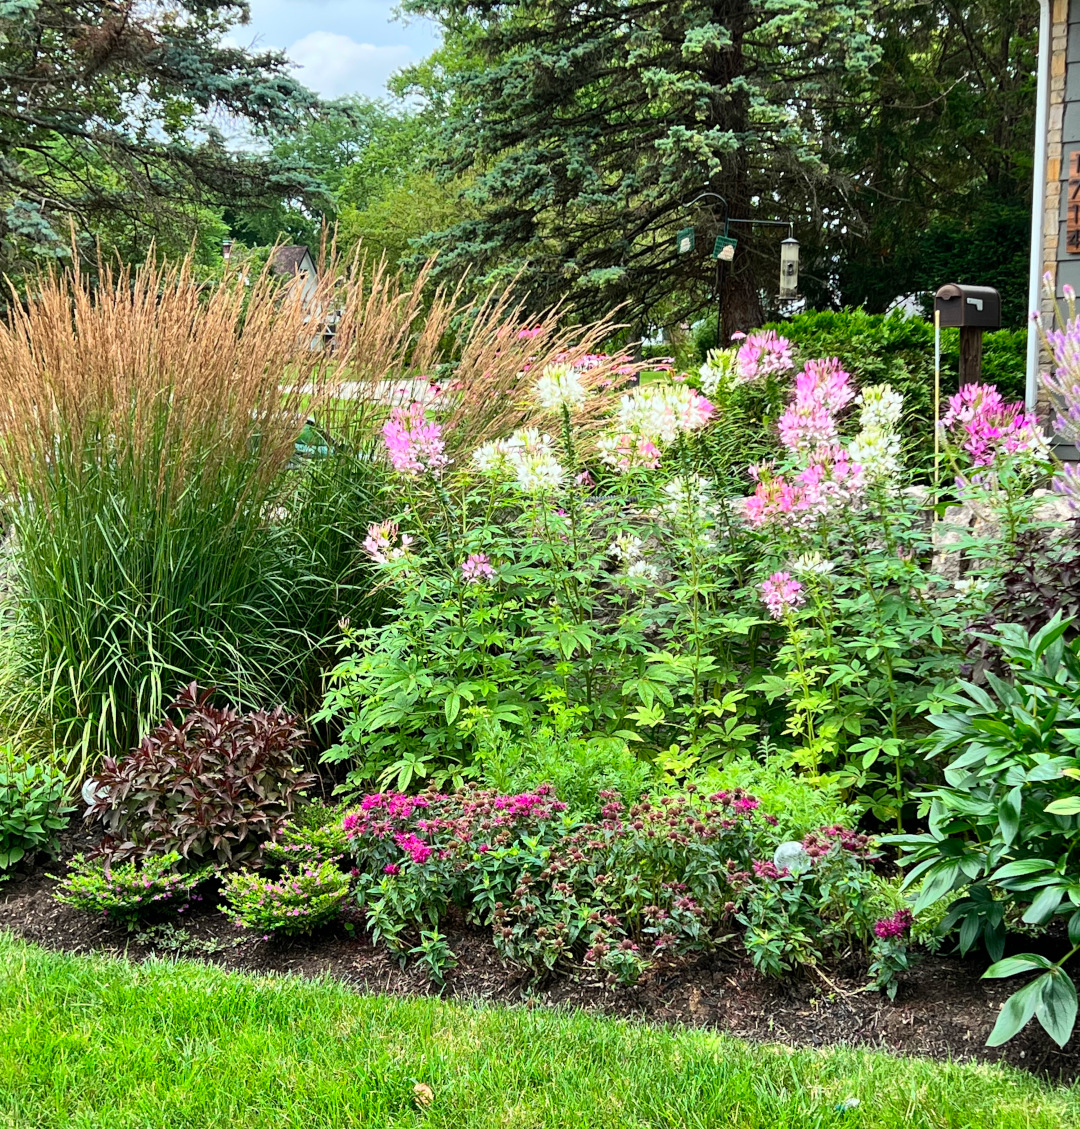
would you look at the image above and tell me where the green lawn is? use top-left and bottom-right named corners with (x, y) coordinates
top-left (1, 933), bottom-right (1077, 1128)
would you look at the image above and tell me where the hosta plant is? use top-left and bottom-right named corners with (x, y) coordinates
top-left (889, 615), bottom-right (1080, 1048)
top-left (0, 747), bottom-right (71, 871)
top-left (87, 683), bottom-right (314, 867)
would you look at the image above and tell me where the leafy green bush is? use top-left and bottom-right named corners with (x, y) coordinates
top-left (476, 701), bottom-right (654, 818)
top-left (0, 747), bottom-right (71, 871)
top-left (693, 308), bottom-right (1026, 468)
top-left (262, 800), bottom-right (350, 867)
top-left (53, 852), bottom-right (213, 922)
top-left (220, 861), bottom-right (351, 936)
top-left (694, 754), bottom-right (849, 843)
top-left (889, 616), bottom-right (1080, 1049)
top-left (88, 684), bottom-right (314, 867)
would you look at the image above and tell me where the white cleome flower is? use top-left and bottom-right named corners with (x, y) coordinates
top-left (789, 551), bottom-right (836, 577)
top-left (503, 428), bottom-right (565, 493)
top-left (856, 384), bottom-right (904, 432)
top-left (660, 474), bottom-right (718, 528)
top-left (848, 426), bottom-right (902, 484)
top-left (698, 348), bottom-right (739, 396)
top-left (625, 560), bottom-right (660, 583)
top-left (608, 533), bottom-right (645, 563)
top-left (471, 439), bottom-right (514, 476)
top-left (534, 362), bottom-right (587, 412)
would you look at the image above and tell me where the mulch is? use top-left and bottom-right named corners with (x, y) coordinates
top-left (3, 824), bottom-right (1078, 1082)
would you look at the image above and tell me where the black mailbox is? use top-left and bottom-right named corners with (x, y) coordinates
top-left (933, 283), bottom-right (1001, 330)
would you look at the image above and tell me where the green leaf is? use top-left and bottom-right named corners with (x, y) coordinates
top-left (1045, 797), bottom-right (1080, 816)
top-left (1022, 884), bottom-right (1065, 926)
top-left (986, 977), bottom-right (1044, 1047)
top-left (913, 862), bottom-right (961, 914)
top-left (991, 858), bottom-right (1054, 881)
top-left (1036, 972), bottom-right (1078, 1049)
top-left (998, 786), bottom-right (1022, 847)
top-left (983, 954), bottom-right (1054, 979)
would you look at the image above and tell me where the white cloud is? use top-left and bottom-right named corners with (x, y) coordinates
top-left (285, 31), bottom-right (414, 99)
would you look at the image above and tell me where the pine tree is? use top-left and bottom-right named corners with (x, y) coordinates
top-left (0, 1), bottom-right (325, 271)
top-left (401, 0), bottom-right (880, 334)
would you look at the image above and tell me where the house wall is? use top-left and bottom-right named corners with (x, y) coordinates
top-left (1040, 0), bottom-right (1079, 415)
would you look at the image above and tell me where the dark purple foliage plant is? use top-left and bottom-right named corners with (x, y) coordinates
top-left (88, 683), bottom-right (314, 867)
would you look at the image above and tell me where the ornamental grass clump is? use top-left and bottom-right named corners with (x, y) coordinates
top-left (53, 851), bottom-right (213, 924)
top-left (220, 860), bottom-right (351, 936)
top-left (0, 254), bottom-right (348, 767)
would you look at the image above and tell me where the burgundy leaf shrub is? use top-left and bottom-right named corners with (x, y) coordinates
top-left (88, 683), bottom-right (314, 866)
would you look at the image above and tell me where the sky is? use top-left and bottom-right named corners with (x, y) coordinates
top-left (237, 0), bottom-right (442, 100)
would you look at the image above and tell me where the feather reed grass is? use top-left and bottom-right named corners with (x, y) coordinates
top-left (0, 250), bottom-right (643, 775)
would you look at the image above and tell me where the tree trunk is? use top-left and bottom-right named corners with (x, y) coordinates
top-left (722, 260), bottom-right (764, 343)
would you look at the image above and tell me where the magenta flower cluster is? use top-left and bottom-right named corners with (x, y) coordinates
top-left (940, 383), bottom-right (1041, 473)
top-left (745, 444), bottom-right (863, 529)
top-left (777, 358), bottom-right (855, 451)
top-left (744, 358), bottom-right (863, 530)
top-left (382, 401), bottom-right (450, 475)
top-left (873, 908), bottom-right (913, 941)
top-left (758, 570), bottom-right (805, 619)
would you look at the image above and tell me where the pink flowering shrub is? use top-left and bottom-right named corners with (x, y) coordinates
top-left (53, 851), bottom-right (213, 924)
top-left (734, 825), bottom-right (911, 993)
top-left (338, 784), bottom-right (893, 987)
top-left (220, 860), bottom-right (351, 937)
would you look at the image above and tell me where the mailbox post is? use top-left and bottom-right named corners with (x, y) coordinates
top-left (933, 283), bottom-right (1002, 387)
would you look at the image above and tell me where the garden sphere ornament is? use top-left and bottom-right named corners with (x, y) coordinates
top-left (772, 840), bottom-right (811, 874)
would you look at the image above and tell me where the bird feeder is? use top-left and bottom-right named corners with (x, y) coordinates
top-left (779, 237), bottom-right (799, 297)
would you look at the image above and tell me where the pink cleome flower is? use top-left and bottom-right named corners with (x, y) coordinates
top-left (461, 552), bottom-right (495, 584)
top-left (941, 383), bottom-right (1041, 472)
top-left (759, 571), bottom-right (805, 619)
top-left (382, 401), bottom-right (450, 475)
top-left (736, 330), bottom-right (794, 382)
top-left (777, 358), bottom-right (855, 452)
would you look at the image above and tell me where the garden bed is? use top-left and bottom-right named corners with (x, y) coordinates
top-left (3, 829), bottom-right (1077, 1082)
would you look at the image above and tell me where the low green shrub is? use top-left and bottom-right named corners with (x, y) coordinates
top-left (220, 861), bottom-right (351, 936)
top-left (0, 746), bottom-right (71, 871)
top-left (87, 683), bottom-right (314, 867)
top-left (476, 707), bottom-right (654, 819)
top-left (694, 753), bottom-right (850, 843)
top-left (262, 799), bottom-right (350, 867)
top-left (53, 851), bottom-right (213, 922)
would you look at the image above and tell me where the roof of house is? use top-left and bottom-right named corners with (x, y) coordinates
top-left (268, 245), bottom-right (314, 276)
